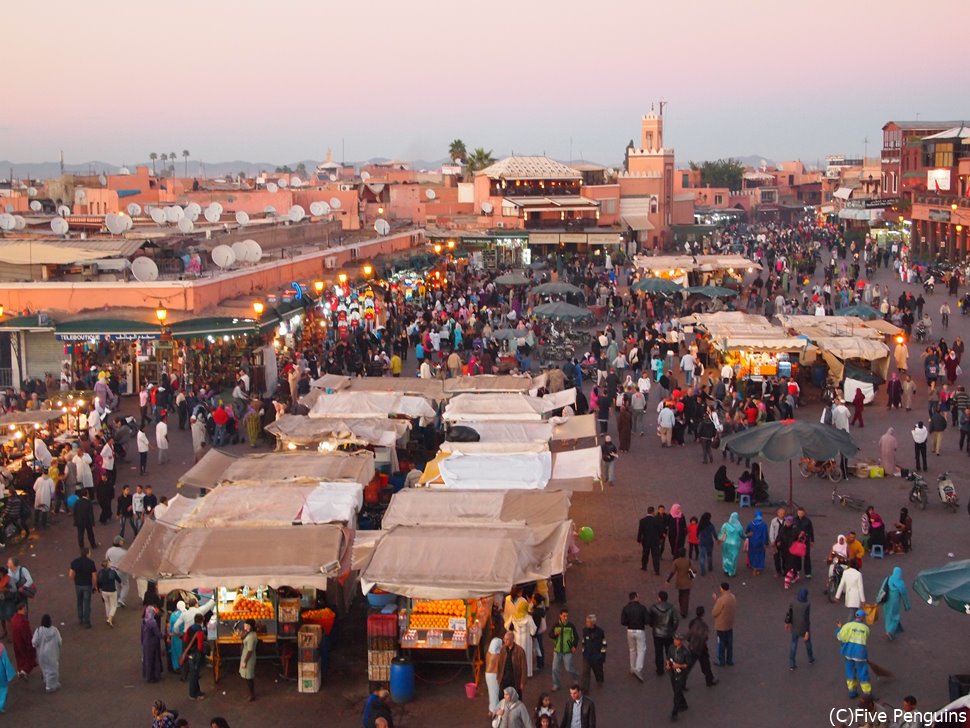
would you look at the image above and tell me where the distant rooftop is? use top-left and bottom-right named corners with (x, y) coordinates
top-left (923, 125), bottom-right (970, 141)
top-left (478, 156), bottom-right (581, 181)
top-left (883, 120), bottom-right (966, 131)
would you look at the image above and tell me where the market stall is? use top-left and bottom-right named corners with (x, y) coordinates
top-left (443, 392), bottom-right (556, 423)
top-left (308, 392), bottom-right (435, 421)
top-left (265, 414), bottom-right (411, 451)
top-left (714, 336), bottom-right (812, 381)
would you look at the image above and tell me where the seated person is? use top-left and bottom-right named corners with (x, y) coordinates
top-left (827, 534), bottom-right (849, 579)
top-left (713, 465), bottom-right (735, 502)
top-left (887, 507), bottom-right (912, 554)
top-left (751, 462), bottom-right (770, 503)
top-left (736, 470), bottom-right (754, 499)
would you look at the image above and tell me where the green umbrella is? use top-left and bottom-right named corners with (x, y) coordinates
top-left (914, 560), bottom-right (970, 614)
top-left (531, 281), bottom-right (583, 297)
top-left (835, 304), bottom-right (882, 320)
top-left (685, 285), bottom-right (739, 298)
top-left (532, 301), bottom-right (593, 323)
top-left (633, 277), bottom-right (683, 295)
top-left (495, 272), bottom-right (530, 286)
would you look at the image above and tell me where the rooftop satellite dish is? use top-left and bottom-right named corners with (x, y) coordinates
top-left (242, 239), bottom-right (262, 263)
top-left (374, 218), bottom-right (390, 236)
top-left (29, 200), bottom-right (42, 212)
top-left (0, 214), bottom-right (15, 231)
top-left (130, 256), bottom-right (159, 282)
top-left (288, 205), bottom-right (305, 223)
top-left (278, 178), bottom-right (289, 189)
top-left (184, 207), bottom-right (199, 222)
top-left (204, 206), bottom-right (220, 223)
top-left (210, 202), bottom-right (223, 215)
top-left (98, 174), bottom-right (107, 186)
top-left (119, 167), bottom-right (130, 175)
top-left (14, 215), bottom-right (26, 230)
top-left (123, 213), bottom-right (134, 231)
top-left (105, 213), bottom-right (127, 235)
top-left (329, 197), bottom-right (341, 209)
top-left (177, 217), bottom-right (194, 234)
top-left (329, 174), bottom-right (337, 182)
top-left (165, 206), bottom-right (183, 223)
top-left (309, 201), bottom-right (324, 216)
top-left (185, 202), bottom-right (202, 216)
top-left (266, 182), bottom-right (278, 193)
top-left (235, 210), bottom-right (249, 226)
top-left (51, 217), bottom-right (69, 235)
top-left (211, 244), bottom-right (236, 269)
top-left (481, 201), bottom-right (494, 214)
top-left (290, 176), bottom-right (302, 188)
top-left (149, 208), bottom-right (167, 225)
top-left (58, 204), bottom-right (72, 217)
top-left (126, 203), bottom-right (141, 216)
top-left (361, 171), bottom-right (371, 181)
top-left (263, 205), bottom-right (277, 216)
top-left (231, 241), bottom-right (249, 261)
top-left (27, 187), bottom-right (38, 197)
top-left (76, 189), bottom-right (87, 202)
top-left (425, 189), bottom-right (436, 200)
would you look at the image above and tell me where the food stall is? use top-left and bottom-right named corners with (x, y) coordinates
top-left (714, 337), bottom-right (812, 381)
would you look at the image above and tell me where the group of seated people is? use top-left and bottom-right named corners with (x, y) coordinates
top-left (713, 463), bottom-right (770, 503)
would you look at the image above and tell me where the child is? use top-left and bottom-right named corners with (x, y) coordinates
top-left (687, 516), bottom-right (700, 561)
top-left (132, 485), bottom-right (145, 532)
top-left (534, 692), bottom-right (558, 728)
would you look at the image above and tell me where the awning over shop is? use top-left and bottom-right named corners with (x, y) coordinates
top-left (265, 414), bottom-right (410, 448)
top-left (0, 314), bottom-right (55, 331)
top-left (443, 375), bottom-right (533, 395)
top-left (381, 489), bottom-right (572, 529)
top-left (308, 392), bottom-right (435, 420)
top-left (169, 316), bottom-right (268, 339)
top-left (503, 196), bottom-right (599, 213)
top-left (718, 337), bottom-right (813, 353)
top-left (838, 208), bottom-right (876, 221)
top-left (634, 254), bottom-right (760, 274)
top-left (444, 393), bottom-right (556, 422)
top-left (833, 187), bottom-right (854, 200)
top-left (0, 410), bottom-right (64, 427)
top-left (622, 215), bottom-right (655, 232)
top-left (55, 318), bottom-right (160, 341)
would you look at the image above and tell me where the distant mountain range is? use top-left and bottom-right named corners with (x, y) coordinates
top-left (1, 154), bottom-right (784, 181)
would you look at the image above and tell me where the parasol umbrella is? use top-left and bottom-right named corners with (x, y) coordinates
top-left (835, 304), bottom-right (882, 320)
top-left (533, 301), bottom-right (593, 323)
top-left (685, 285), bottom-right (739, 299)
top-left (720, 419), bottom-right (859, 504)
top-left (495, 272), bottom-right (530, 286)
top-left (531, 281), bottom-right (583, 297)
top-left (491, 328), bottom-right (524, 341)
top-left (914, 560), bottom-right (970, 614)
top-left (633, 277), bottom-right (683, 295)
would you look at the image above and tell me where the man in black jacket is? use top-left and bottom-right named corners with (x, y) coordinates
top-left (637, 507), bottom-right (664, 575)
top-left (580, 614), bottom-right (607, 692)
top-left (687, 606), bottom-right (718, 687)
top-left (620, 591), bottom-right (649, 681)
top-left (793, 507), bottom-right (815, 578)
top-left (560, 684), bottom-right (596, 728)
top-left (648, 591), bottom-right (679, 676)
top-left (73, 490), bottom-right (97, 550)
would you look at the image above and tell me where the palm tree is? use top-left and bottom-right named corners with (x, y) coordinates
top-left (182, 149), bottom-right (190, 177)
top-left (170, 153), bottom-right (177, 175)
top-left (160, 153), bottom-right (168, 176)
top-left (149, 152), bottom-right (158, 175)
top-left (466, 148), bottom-right (495, 174)
top-left (448, 139), bottom-right (467, 164)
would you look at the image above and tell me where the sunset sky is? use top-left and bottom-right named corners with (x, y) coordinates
top-left (4, 0), bottom-right (966, 168)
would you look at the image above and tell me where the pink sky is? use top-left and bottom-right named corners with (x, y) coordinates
top-left (3, 0), bottom-right (966, 167)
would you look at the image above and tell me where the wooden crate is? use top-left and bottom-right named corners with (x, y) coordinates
top-left (298, 624), bottom-right (323, 647)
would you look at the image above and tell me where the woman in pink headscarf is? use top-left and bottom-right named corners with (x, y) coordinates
top-left (666, 504), bottom-right (688, 555)
top-left (878, 427), bottom-right (898, 476)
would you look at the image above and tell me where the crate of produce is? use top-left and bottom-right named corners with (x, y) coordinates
top-left (298, 625), bottom-right (323, 647)
top-left (367, 613), bottom-right (397, 637)
top-left (368, 664), bottom-right (391, 682)
top-left (299, 646), bottom-right (320, 664)
top-left (279, 598), bottom-right (301, 624)
top-left (298, 674), bottom-right (322, 694)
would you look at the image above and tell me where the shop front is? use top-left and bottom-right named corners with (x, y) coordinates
top-left (55, 319), bottom-right (165, 395)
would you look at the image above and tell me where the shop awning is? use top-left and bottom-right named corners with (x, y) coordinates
top-left (169, 316), bottom-right (265, 339)
top-left (381, 489), bottom-right (572, 529)
top-left (833, 187), bottom-right (854, 200)
top-left (444, 393), bottom-right (556, 422)
top-left (443, 375), bottom-right (534, 395)
top-left (0, 314), bottom-right (55, 331)
top-left (503, 196), bottom-right (599, 212)
top-left (838, 208), bottom-right (875, 221)
top-left (265, 414), bottom-right (410, 448)
top-left (622, 215), bottom-right (655, 232)
top-left (718, 336), bottom-right (813, 353)
top-left (55, 318), bottom-right (160, 341)
top-left (308, 392), bottom-right (435, 420)
top-left (0, 410), bottom-right (64, 427)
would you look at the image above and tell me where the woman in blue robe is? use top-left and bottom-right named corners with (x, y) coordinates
top-left (168, 600), bottom-right (186, 672)
top-left (880, 567), bottom-right (911, 640)
top-left (745, 511), bottom-right (769, 574)
top-left (718, 513), bottom-right (745, 577)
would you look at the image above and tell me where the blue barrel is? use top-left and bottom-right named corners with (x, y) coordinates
top-left (390, 656), bottom-right (415, 703)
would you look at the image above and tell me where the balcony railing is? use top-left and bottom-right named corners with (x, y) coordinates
top-left (524, 217), bottom-right (597, 230)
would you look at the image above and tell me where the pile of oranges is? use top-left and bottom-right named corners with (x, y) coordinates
top-left (413, 600), bottom-right (465, 617)
top-left (223, 598), bottom-right (273, 620)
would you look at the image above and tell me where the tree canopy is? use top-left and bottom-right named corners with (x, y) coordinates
top-left (448, 139), bottom-right (468, 163)
top-left (466, 148), bottom-right (496, 173)
top-left (689, 158), bottom-right (745, 191)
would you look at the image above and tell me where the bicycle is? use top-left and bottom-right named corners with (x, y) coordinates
top-left (798, 457), bottom-right (843, 483)
top-left (831, 486), bottom-right (865, 510)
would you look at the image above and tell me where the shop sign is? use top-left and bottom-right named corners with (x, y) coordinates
top-left (863, 197), bottom-right (898, 209)
top-left (588, 233), bottom-right (623, 245)
top-left (529, 233), bottom-right (558, 245)
top-left (929, 209), bottom-right (952, 222)
top-left (560, 233), bottom-right (587, 244)
top-left (56, 332), bottom-right (160, 342)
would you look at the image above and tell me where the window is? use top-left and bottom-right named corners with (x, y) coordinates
top-left (682, 173), bottom-right (690, 188)
top-left (714, 194), bottom-right (724, 205)
top-left (649, 196), bottom-right (658, 214)
top-left (602, 199), bottom-right (617, 214)
top-left (761, 190), bottom-right (777, 204)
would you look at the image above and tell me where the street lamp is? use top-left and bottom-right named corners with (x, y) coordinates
top-left (313, 280), bottom-right (324, 294)
top-left (433, 243), bottom-right (442, 254)
top-left (253, 301), bottom-right (264, 317)
top-left (447, 240), bottom-right (455, 250)
top-left (337, 273), bottom-right (348, 285)
top-left (362, 264), bottom-right (373, 277)
top-left (155, 301), bottom-right (167, 324)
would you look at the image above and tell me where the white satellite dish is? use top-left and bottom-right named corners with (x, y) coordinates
top-left (29, 200), bottom-right (42, 212)
top-left (130, 257), bottom-right (159, 282)
top-left (123, 213), bottom-right (134, 231)
top-left (607, 168), bottom-right (616, 177)
top-left (165, 206), bottom-right (183, 223)
top-left (242, 239), bottom-right (262, 263)
top-left (264, 205), bottom-right (277, 216)
top-left (0, 214), bottom-right (15, 231)
top-left (185, 207), bottom-right (199, 222)
top-left (235, 210), bottom-right (249, 226)
top-left (266, 182), bottom-right (278, 193)
top-left (98, 174), bottom-right (107, 186)
top-left (27, 186), bottom-right (38, 197)
top-left (319, 201), bottom-right (331, 214)
top-left (231, 241), bottom-right (249, 261)
top-left (177, 217), bottom-right (194, 234)
top-left (105, 213), bottom-right (128, 235)
top-left (329, 197), bottom-right (342, 209)
top-left (210, 202), bottom-right (223, 215)
top-left (329, 174), bottom-right (337, 182)
top-left (290, 176), bottom-right (302, 188)
top-left (309, 201), bottom-right (324, 216)
top-left (481, 201), bottom-right (494, 214)
top-left (361, 171), bottom-right (371, 181)
top-left (185, 202), bottom-right (202, 217)
top-left (119, 167), bottom-right (130, 175)
top-left (51, 217), bottom-right (69, 235)
top-left (425, 189), bottom-right (436, 200)
top-left (278, 178), bottom-right (289, 189)
top-left (204, 206), bottom-right (220, 223)
top-left (13, 216), bottom-right (26, 230)
top-left (375, 218), bottom-right (390, 236)
top-left (150, 208), bottom-right (167, 225)
top-left (126, 203), bottom-right (141, 216)
top-left (76, 189), bottom-right (87, 202)
top-left (288, 205), bottom-right (305, 223)
top-left (211, 244), bottom-right (236, 268)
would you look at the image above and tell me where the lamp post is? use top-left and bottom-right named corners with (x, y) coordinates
top-left (313, 280), bottom-right (324, 295)
top-left (362, 264), bottom-right (373, 278)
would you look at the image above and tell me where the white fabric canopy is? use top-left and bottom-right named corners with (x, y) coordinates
top-left (437, 451), bottom-right (553, 489)
top-left (381, 489), bottom-right (571, 528)
top-left (309, 391), bottom-right (435, 420)
top-left (454, 421), bottom-right (554, 443)
top-left (444, 393), bottom-right (555, 422)
top-left (551, 447), bottom-right (602, 481)
top-left (266, 414), bottom-right (410, 447)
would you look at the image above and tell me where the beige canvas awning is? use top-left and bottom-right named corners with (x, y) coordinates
top-left (444, 393), bottom-right (555, 422)
top-left (349, 377), bottom-right (446, 401)
top-left (443, 375), bottom-right (534, 395)
top-left (0, 410), bottom-right (64, 427)
top-left (265, 414), bottom-right (410, 447)
top-left (177, 449), bottom-right (238, 492)
top-left (719, 336), bottom-right (813, 353)
top-left (381, 489), bottom-right (571, 529)
top-left (308, 391), bottom-right (435, 420)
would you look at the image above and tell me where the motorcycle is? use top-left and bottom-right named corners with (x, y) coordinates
top-left (907, 472), bottom-right (928, 510)
top-left (826, 554), bottom-right (847, 603)
top-left (923, 278), bottom-right (935, 294)
top-left (937, 472), bottom-right (960, 513)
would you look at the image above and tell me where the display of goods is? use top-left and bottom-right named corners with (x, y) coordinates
top-left (412, 600), bottom-right (465, 617)
top-left (408, 613), bottom-right (454, 630)
top-left (223, 598), bottom-right (273, 620)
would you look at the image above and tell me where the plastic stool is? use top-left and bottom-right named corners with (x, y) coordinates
top-left (870, 544), bottom-right (884, 559)
top-left (715, 491), bottom-right (726, 502)
top-left (738, 494), bottom-right (752, 508)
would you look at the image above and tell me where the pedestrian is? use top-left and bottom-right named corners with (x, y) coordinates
top-left (10, 602), bottom-right (37, 679)
top-left (548, 608), bottom-right (579, 692)
top-left (744, 511), bottom-right (769, 576)
top-left (31, 614), bottom-right (61, 692)
top-left (503, 586), bottom-right (535, 678)
top-left (33, 467), bottom-right (55, 529)
top-left (698, 412), bottom-right (717, 463)
top-left (768, 508), bottom-right (787, 577)
top-left (879, 427), bottom-right (899, 472)
top-left (132, 485), bottom-right (146, 532)
top-left (666, 504), bottom-right (688, 557)
top-left (850, 388), bottom-right (866, 427)
top-left (834, 560), bottom-right (866, 619)
top-left (664, 633), bottom-right (693, 721)
top-left (666, 549), bottom-right (694, 619)
top-left (362, 688), bottom-right (394, 728)
top-left (696, 513), bottom-right (716, 577)
top-left (717, 513), bottom-right (744, 577)
top-left (183, 612), bottom-right (207, 699)
top-left (73, 489), bottom-right (98, 550)
top-left (877, 567), bottom-right (911, 641)
top-left (485, 637), bottom-right (503, 718)
top-left (239, 618), bottom-right (257, 701)
top-left (141, 606), bottom-right (164, 683)
top-left (67, 547), bottom-right (97, 628)
top-left (580, 614), bottom-right (606, 693)
top-left (0, 642), bottom-right (15, 712)
top-left (495, 631), bottom-right (527, 699)
top-left (836, 609), bottom-right (872, 699)
top-left (637, 507), bottom-right (664, 575)
top-left (785, 588), bottom-right (815, 670)
top-left (106, 536), bottom-right (130, 607)
top-left (137, 424), bottom-right (150, 475)
top-left (616, 402), bottom-right (632, 453)
top-left (191, 415), bottom-right (208, 462)
top-left (631, 387), bottom-right (646, 435)
top-left (619, 591), bottom-right (649, 681)
top-left (648, 591), bottom-right (679, 677)
top-left (151, 700), bottom-right (179, 728)
top-left (533, 693), bottom-right (557, 727)
top-left (793, 506), bottom-right (815, 579)
top-left (712, 582), bottom-right (736, 666)
top-left (686, 606), bottom-right (717, 687)
top-left (493, 686), bottom-right (532, 728)
top-left (117, 485), bottom-right (136, 538)
top-left (559, 684), bottom-right (596, 728)
top-left (911, 421), bottom-right (928, 472)
top-left (600, 435), bottom-right (618, 487)
top-left (156, 415), bottom-right (169, 465)
top-left (97, 559), bottom-right (121, 627)
top-left (7, 556), bottom-right (34, 605)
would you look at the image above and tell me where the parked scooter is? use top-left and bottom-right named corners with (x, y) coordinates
top-left (937, 472), bottom-right (960, 513)
top-left (907, 472), bottom-right (928, 510)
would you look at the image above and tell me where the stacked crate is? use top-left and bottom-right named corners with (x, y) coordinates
top-left (297, 625), bottom-right (323, 693)
top-left (367, 612), bottom-right (398, 689)
top-left (278, 598), bottom-right (301, 639)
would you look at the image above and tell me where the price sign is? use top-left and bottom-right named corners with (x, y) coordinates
top-left (448, 618), bottom-right (467, 631)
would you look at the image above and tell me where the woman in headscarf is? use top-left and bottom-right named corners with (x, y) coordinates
top-left (31, 613), bottom-right (61, 692)
top-left (0, 641), bottom-right (15, 712)
top-left (616, 400), bottom-right (632, 453)
top-left (850, 387), bottom-right (866, 427)
top-left (878, 427), bottom-right (898, 476)
top-left (243, 400), bottom-right (262, 448)
top-left (502, 587), bottom-right (535, 678)
top-left (879, 566), bottom-right (911, 641)
top-left (141, 606), bottom-right (164, 683)
top-left (744, 511), bottom-right (769, 576)
top-left (484, 637), bottom-right (503, 717)
top-left (888, 508), bottom-right (913, 553)
top-left (718, 513), bottom-right (745, 577)
top-left (167, 599), bottom-right (186, 673)
top-left (10, 603), bottom-right (36, 679)
top-left (666, 504), bottom-right (688, 556)
top-left (713, 465), bottom-right (735, 502)
top-left (865, 506), bottom-right (886, 554)
top-left (886, 373), bottom-right (903, 409)
top-left (494, 686), bottom-right (532, 728)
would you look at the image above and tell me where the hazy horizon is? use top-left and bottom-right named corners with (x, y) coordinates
top-left (3, 0), bottom-right (965, 167)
